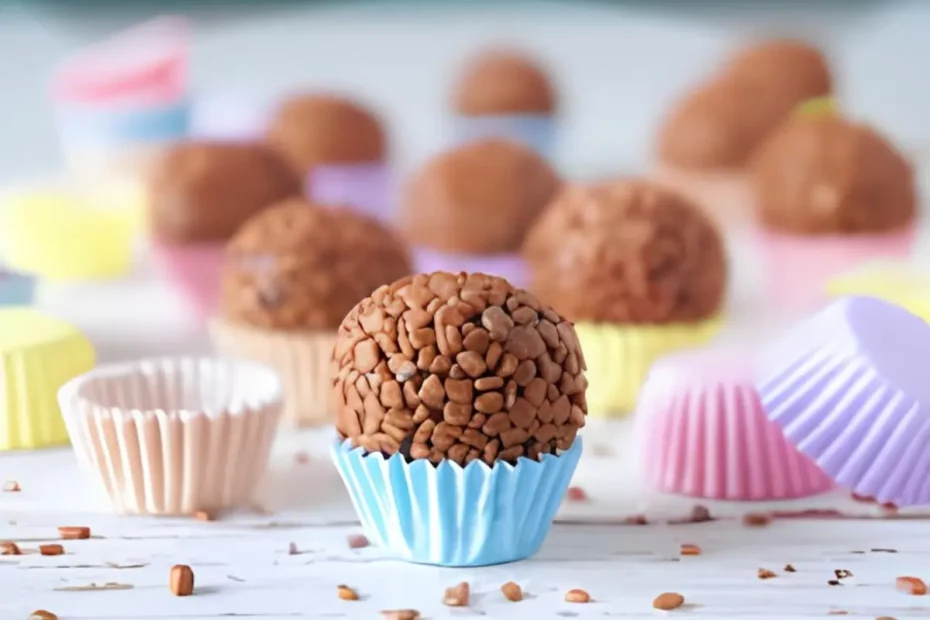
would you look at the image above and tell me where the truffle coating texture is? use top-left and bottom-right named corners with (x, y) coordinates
top-left (148, 141), bottom-right (302, 243)
top-left (752, 115), bottom-right (916, 235)
top-left (452, 50), bottom-right (557, 115)
top-left (266, 94), bottom-right (386, 173)
top-left (401, 139), bottom-right (561, 253)
top-left (724, 38), bottom-right (832, 103)
top-left (221, 199), bottom-right (413, 330)
top-left (332, 271), bottom-right (587, 465)
top-left (523, 180), bottom-right (727, 324)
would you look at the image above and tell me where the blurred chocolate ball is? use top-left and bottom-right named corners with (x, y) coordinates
top-left (148, 141), bottom-right (301, 244)
top-left (333, 271), bottom-right (587, 465)
top-left (752, 115), bottom-right (916, 235)
top-left (523, 179), bottom-right (727, 324)
top-left (452, 49), bottom-right (557, 115)
top-left (401, 139), bottom-right (561, 253)
top-left (266, 94), bottom-right (386, 174)
top-left (723, 38), bottom-right (832, 103)
top-left (221, 199), bottom-right (412, 330)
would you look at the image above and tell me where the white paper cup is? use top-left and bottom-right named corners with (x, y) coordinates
top-left (59, 356), bottom-right (282, 515)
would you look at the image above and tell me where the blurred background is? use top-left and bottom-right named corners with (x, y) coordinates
top-left (1, 0), bottom-right (927, 183)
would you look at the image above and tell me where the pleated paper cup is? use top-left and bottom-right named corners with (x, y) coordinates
top-left (332, 436), bottom-right (582, 567)
top-left (306, 163), bottom-right (393, 223)
top-left (58, 356), bottom-right (282, 515)
top-left (827, 260), bottom-right (930, 323)
top-left (637, 347), bottom-right (833, 500)
top-left (651, 164), bottom-right (754, 231)
top-left (208, 318), bottom-right (338, 427)
top-left (0, 270), bottom-right (37, 306)
top-left (756, 295), bottom-right (930, 506)
top-left (412, 247), bottom-right (528, 289)
top-left (575, 318), bottom-right (723, 417)
top-left (1, 309), bottom-right (96, 451)
top-left (450, 114), bottom-right (556, 159)
top-left (150, 242), bottom-right (226, 319)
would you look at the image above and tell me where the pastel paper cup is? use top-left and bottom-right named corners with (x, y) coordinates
top-left (450, 114), bottom-right (556, 159)
top-left (651, 164), bottom-right (754, 231)
top-left (752, 225), bottom-right (916, 313)
top-left (307, 163), bottom-right (392, 223)
top-left (0, 271), bottom-right (37, 305)
top-left (827, 260), bottom-right (930, 323)
top-left (411, 247), bottom-right (527, 289)
top-left (636, 347), bottom-right (834, 500)
top-left (756, 296), bottom-right (930, 506)
top-left (59, 356), bottom-right (282, 515)
top-left (150, 242), bottom-right (226, 319)
top-left (574, 317), bottom-right (723, 417)
top-left (332, 436), bottom-right (582, 567)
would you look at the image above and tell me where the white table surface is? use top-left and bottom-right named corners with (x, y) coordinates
top-left (5, 3), bottom-right (930, 618)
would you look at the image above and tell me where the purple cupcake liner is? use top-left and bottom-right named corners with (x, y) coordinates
top-left (306, 163), bottom-right (393, 223)
top-left (411, 247), bottom-right (527, 288)
top-left (755, 295), bottom-right (930, 506)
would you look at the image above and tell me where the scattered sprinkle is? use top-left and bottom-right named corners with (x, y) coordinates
top-left (337, 584), bottom-right (360, 601)
top-left (564, 588), bottom-right (591, 603)
top-left (443, 582), bottom-right (470, 607)
top-left (227, 575), bottom-right (246, 582)
top-left (624, 514), bottom-right (648, 525)
top-left (500, 581), bottom-right (523, 602)
top-left (871, 548), bottom-right (898, 553)
top-left (653, 592), bottom-right (685, 610)
top-left (784, 564), bottom-right (796, 572)
top-left (28, 611), bottom-right (57, 620)
top-left (2, 481), bottom-right (20, 492)
top-left (39, 544), bottom-right (64, 556)
top-left (565, 486), bottom-right (587, 502)
top-left (835, 569), bottom-right (853, 580)
top-left (758, 568), bottom-right (777, 580)
top-left (57, 526), bottom-right (90, 540)
top-left (680, 544), bottom-right (701, 556)
top-left (294, 451), bottom-right (310, 465)
top-left (347, 534), bottom-right (370, 549)
top-left (380, 609), bottom-right (420, 619)
top-left (0, 541), bottom-right (21, 555)
top-left (288, 542), bottom-right (300, 555)
top-left (743, 513), bottom-right (772, 527)
top-left (827, 611), bottom-right (849, 616)
top-left (54, 582), bottom-right (133, 592)
top-left (194, 510), bottom-right (213, 522)
top-left (828, 580), bottom-right (842, 586)
top-left (895, 576), bottom-right (927, 596)
top-left (690, 505), bottom-right (711, 522)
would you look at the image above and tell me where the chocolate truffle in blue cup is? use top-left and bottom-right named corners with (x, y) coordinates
top-left (266, 94), bottom-right (392, 223)
top-left (331, 271), bottom-right (587, 567)
top-left (449, 49), bottom-right (558, 159)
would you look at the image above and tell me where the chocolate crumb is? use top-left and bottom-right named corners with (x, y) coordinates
top-left (287, 542), bottom-right (299, 555)
top-left (828, 579), bottom-right (842, 586)
top-left (380, 610), bottom-right (420, 620)
top-left (834, 569), bottom-right (853, 580)
top-left (827, 611), bottom-right (849, 616)
top-left (784, 564), bottom-right (796, 572)
top-left (743, 513), bottom-right (772, 527)
top-left (871, 548), bottom-right (897, 553)
top-left (347, 534), bottom-right (370, 549)
top-left (758, 568), bottom-right (777, 580)
top-left (443, 582), bottom-right (470, 607)
top-left (2, 481), bottom-right (20, 492)
top-left (565, 486), bottom-right (587, 502)
top-left (624, 514), bottom-right (648, 525)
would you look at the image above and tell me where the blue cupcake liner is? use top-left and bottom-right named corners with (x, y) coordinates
top-left (332, 436), bottom-right (582, 567)
top-left (57, 98), bottom-right (190, 148)
top-left (0, 271), bottom-right (36, 305)
top-left (449, 114), bottom-right (556, 159)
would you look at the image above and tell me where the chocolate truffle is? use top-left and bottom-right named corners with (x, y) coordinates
top-left (221, 199), bottom-right (412, 330)
top-left (723, 38), bottom-right (832, 103)
top-left (266, 94), bottom-right (386, 174)
top-left (752, 115), bottom-right (916, 235)
top-left (523, 180), bottom-right (727, 324)
top-left (148, 141), bottom-right (301, 244)
top-left (657, 77), bottom-right (779, 169)
top-left (401, 139), bottom-right (561, 253)
top-left (452, 50), bottom-right (557, 115)
top-left (332, 271), bottom-right (587, 465)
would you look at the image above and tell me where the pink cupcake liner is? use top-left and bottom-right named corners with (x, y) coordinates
top-left (52, 16), bottom-right (188, 107)
top-left (637, 347), bottom-right (833, 500)
top-left (150, 242), bottom-right (225, 319)
top-left (756, 296), bottom-right (930, 506)
top-left (752, 225), bottom-right (916, 313)
top-left (306, 163), bottom-right (393, 223)
top-left (411, 247), bottom-right (527, 288)
top-left (651, 164), bottom-right (754, 231)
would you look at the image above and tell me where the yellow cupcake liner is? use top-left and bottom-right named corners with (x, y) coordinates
top-left (826, 260), bottom-right (930, 322)
top-left (208, 318), bottom-right (338, 428)
top-left (0, 309), bottom-right (96, 450)
top-left (575, 317), bottom-right (723, 418)
top-left (0, 181), bottom-right (144, 280)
